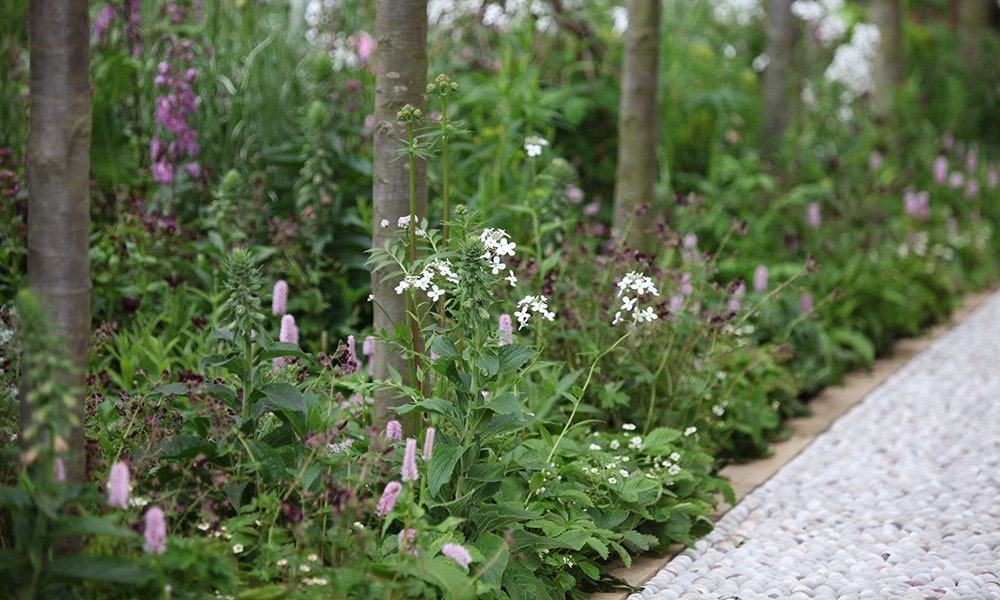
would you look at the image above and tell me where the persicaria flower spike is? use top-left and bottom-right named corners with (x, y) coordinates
top-left (441, 543), bottom-right (473, 569)
top-left (280, 314), bottom-right (299, 344)
top-left (753, 265), bottom-right (769, 293)
top-left (807, 202), bottom-right (822, 229)
top-left (272, 280), bottom-right (288, 316)
top-left (363, 335), bottom-right (376, 376)
top-left (423, 427), bottom-right (436, 461)
top-left (498, 314), bottom-right (513, 346)
top-left (54, 457), bottom-right (66, 483)
top-left (143, 506), bottom-right (167, 554)
top-left (375, 481), bottom-right (402, 517)
top-left (398, 528), bottom-right (417, 555)
top-left (345, 335), bottom-right (360, 374)
top-left (107, 461), bottom-right (130, 509)
top-left (385, 420), bottom-right (403, 441)
top-left (402, 438), bottom-right (419, 482)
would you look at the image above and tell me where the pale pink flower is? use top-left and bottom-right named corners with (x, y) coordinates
top-left (987, 164), bottom-right (999, 188)
top-left (376, 481), bottom-right (402, 517)
top-left (143, 506), bottom-right (167, 554)
top-left (965, 179), bottom-right (980, 199)
top-left (868, 151), bottom-right (882, 171)
top-left (279, 314), bottom-right (299, 344)
top-left (385, 420), bottom-right (403, 441)
top-left (345, 335), bottom-right (360, 374)
top-left (949, 171), bottom-right (964, 189)
top-left (801, 293), bottom-right (814, 313)
top-left (806, 202), bottom-right (821, 229)
top-left (402, 438), bottom-right (419, 482)
top-left (54, 457), bottom-right (66, 483)
top-left (498, 314), bottom-right (513, 346)
top-left (272, 280), bottom-right (288, 316)
top-left (423, 427), bottom-right (435, 461)
top-left (933, 155), bottom-right (948, 185)
top-left (441, 542), bottom-right (473, 569)
top-left (398, 528), bottom-right (417, 555)
top-left (363, 335), bottom-right (376, 377)
top-left (753, 265), bottom-right (769, 293)
top-left (107, 461), bottom-right (130, 509)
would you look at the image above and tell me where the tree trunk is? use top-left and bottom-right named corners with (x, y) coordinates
top-left (24, 0), bottom-right (92, 482)
top-left (372, 0), bottom-right (427, 434)
top-left (761, 0), bottom-right (799, 154)
top-left (957, 0), bottom-right (991, 71)
top-left (612, 0), bottom-right (661, 254)
top-left (872, 0), bottom-right (904, 119)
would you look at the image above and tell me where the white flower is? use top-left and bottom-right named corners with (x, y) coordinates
top-left (307, 553), bottom-right (319, 562)
top-left (397, 215), bottom-right (411, 228)
top-left (380, 219), bottom-right (390, 228)
top-left (524, 136), bottom-right (549, 158)
top-left (668, 464), bottom-right (682, 476)
top-left (669, 452), bottom-right (681, 462)
top-left (489, 256), bottom-right (507, 275)
top-left (607, 477), bottom-right (618, 485)
top-left (589, 443), bottom-right (602, 451)
top-left (611, 5), bottom-right (628, 35)
top-left (619, 469), bottom-right (630, 478)
top-left (514, 295), bottom-right (555, 328)
top-left (299, 564), bottom-right (311, 573)
top-left (622, 423), bottom-right (636, 431)
top-left (628, 436), bottom-right (643, 449)
top-left (232, 543), bottom-right (244, 554)
top-left (712, 405), bottom-right (725, 417)
top-left (684, 426), bottom-right (698, 436)
top-left (197, 522), bottom-right (210, 531)
top-left (427, 285), bottom-right (445, 302)
top-left (276, 558), bottom-right (288, 567)
top-left (609, 439), bottom-right (621, 450)
top-left (506, 271), bottom-right (518, 287)
top-left (590, 467), bottom-right (599, 474)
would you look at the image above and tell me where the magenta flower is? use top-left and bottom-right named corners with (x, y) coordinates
top-left (904, 190), bottom-right (930, 221)
top-left (423, 427), bottom-right (435, 461)
top-left (272, 280), bottom-right (288, 316)
top-left (398, 528), bottom-right (417, 554)
top-left (753, 265), bottom-right (768, 293)
top-left (375, 481), bottom-right (402, 517)
top-left (385, 420), bottom-right (403, 441)
top-left (806, 202), bottom-right (821, 229)
top-left (402, 438), bottom-right (419, 482)
top-left (669, 294), bottom-right (684, 314)
top-left (151, 160), bottom-right (174, 184)
top-left (498, 314), bottom-right (513, 346)
top-left (107, 461), bottom-right (130, 509)
top-left (92, 4), bottom-right (117, 44)
top-left (949, 171), bottom-right (964, 189)
top-left (441, 543), bottom-right (473, 569)
top-left (933, 155), bottom-right (948, 185)
top-left (143, 506), bottom-right (167, 554)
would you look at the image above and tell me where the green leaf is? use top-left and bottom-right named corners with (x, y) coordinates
top-left (472, 532), bottom-right (509, 588)
top-left (423, 556), bottom-right (475, 600)
top-left (49, 515), bottom-right (139, 541)
top-left (642, 427), bottom-right (682, 455)
top-left (474, 352), bottom-right (500, 378)
top-left (429, 335), bottom-right (459, 359)
top-left (236, 585), bottom-right (291, 600)
top-left (503, 559), bottom-right (555, 600)
top-left (483, 392), bottom-right (522, 415)
top-left (153, 435), bottom-right (216, 460)
top-left (0, 485), bottom-right (30, 511)
top-left (497, 343), bottom-right (535, 375)
top-left (428, 444), bottom-right (463, 498)
top-left (44, 555), bottom-right (155, 584)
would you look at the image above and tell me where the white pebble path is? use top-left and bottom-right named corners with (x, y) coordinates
top-left (632, 291), bottom-right (1000, 600)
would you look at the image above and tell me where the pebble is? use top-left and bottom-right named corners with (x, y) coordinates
top-left (627, 293), bottom-right (1000, 600)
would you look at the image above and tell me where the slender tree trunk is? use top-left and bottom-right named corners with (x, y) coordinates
top-left (762, 0), bottom-right (799, 154)
top-left (372, 0), bottom-right (427, 434)
top-left (872, 0), bottom-right (904, 119)
top-left (612, 0), bottom-right (661, 254)
top-left (24, 0), bottom-right (92, 482)
top-left (957, 0), bottom-right (991, 71)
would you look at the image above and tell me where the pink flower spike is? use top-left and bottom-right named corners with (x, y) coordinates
top-left (385, 420), bottom-right (403, 441)
top-left (806, 202), bottom-right (821, 229)
top-left (498, 314), bottom-right (513, 346)
top-left (107, 461), bottom-right (130, 509)
top-left (933, 155), bottom-right (949, 185)
top-left (363, 335), bottom-right (376, 377)
top-left (801, 293), bottom-right (814, 314)
top-left (376, 481), bottom-right (402, 517)
top-left (402, 438), bottom-right (419, 482)
top-left (753, 265), bottom-right (768, 293)
top-left (279, 314), bottom-right (299, 344)
top-left (54, 457), bottom-right (66, 483)
top-left (398, 528), bottom-right (417, 555)
top-left (441, 542), bottom-right (473, 569)
top-left (345, 335), bottom-right (360, 374)
top-left (423, 427), bottom-right (435, 461)
top-left (143, 506), bottom-right (167, 554)
top-left (272, 280), bottom-right (288, 316)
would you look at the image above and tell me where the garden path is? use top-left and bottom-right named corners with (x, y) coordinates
top-left (625, 290), bottom-right (1000, 600)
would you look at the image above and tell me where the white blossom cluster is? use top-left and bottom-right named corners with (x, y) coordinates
top-left (824, 23), bottom-right (880, 102)
top-left (712, 0), bottom-right (764, 27)
top-left (429, 0), bottom-right (586, 33)
top-left (792, 0), bottom-right (848, 45)
top-left (479, 228), bottom-right (519, 286)
top-left (612, 271), bottom-right (659, 325)
top-left (523, 136), bottom-right (549, 158)
top-left (514, 295), bottom-right (555, 329)
top-left (394, 258), bottom-right (461, 302)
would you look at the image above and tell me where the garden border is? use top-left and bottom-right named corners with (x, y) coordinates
top-left (590, 286), bottom-right (997, 600)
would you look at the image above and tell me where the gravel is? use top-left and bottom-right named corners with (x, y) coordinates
top-left (631, 292), bottom-right (1000, 600)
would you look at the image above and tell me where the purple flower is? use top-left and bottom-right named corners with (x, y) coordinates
top-left (151, 160), bottom-right (174, 184)
top-left (54, 457), bottom-right (66, 483)
top-left (402, 438), bottom-right (419, 482)
top-left (107, 461), bottom-right (130, 509)
top-left (375, 481), bottom-right (402, 517)
top-left (682, 233), bottom-right (698, 250)
top-left (423, 427), bottom-right (435, 461)
top-left (143, 506), bottom-right (167, 554)
top-left (498, 314), bottom-right (513, 346)
top-left (966, 143), bottom-right (978, 173)
top-left (949, 171), bottom-right (964, 189)
top-left (363, 335), bottom-right (376, 377)
top-left (441, 543), bottom-right (473, 569)
top-left (279, 314), bottom-right (299, 345)
top-left (344, 335), bottom-right (360, 374)
top-left (398, 528), bottom-right (417, 554)
top-left (801, 293), bottom-right (814, 314)
top-left (933, 155), bottom-right (948, 185)
top-left (669, 294), bottom-right (684, 313)
top-left (904, 190), bottom-right (930, 221)
top-left (753, 265), bottom-right (768, 293)
top-left (680, 272), bottom-right (693, 297)
top-left (806, 202), bottom-right (821, 229)
top-left (385, 420), bottom-right (403, 441)
top-left (92, 5), bottom-right (117, 44)
top-left (583, 201), bottom-right (600, 217)
top-left (184, 162), bottom-right (200, 179)
top-left (150, 137), bottom-right (166, 160)
top-left (272, 280), bottom-right (288, 316)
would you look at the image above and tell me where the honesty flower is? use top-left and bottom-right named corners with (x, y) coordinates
top-left (514, 295), bottom-right (556, 329)
top-left (523, 136), bottom-right (549, 158)
top-left (441, 543), bottom-right (473, 569)
top-left (107, 461), bottom-right (130, 509)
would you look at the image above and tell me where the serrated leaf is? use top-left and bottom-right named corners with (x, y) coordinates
top-left (428, 444), bottom-right (463, 498)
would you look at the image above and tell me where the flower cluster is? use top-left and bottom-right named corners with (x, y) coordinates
top-left (904, 189), bottom-right (930, 221)
top-left (514, 295), bottom-right (555, 329)
top-left (394, 258), bottom-right (460, 302)
top-left (792, 0), bottom-right (847, 45)
top-left (523, 136), bottom-right (549, 158)
top-left (612, 271), bottom-right (659, 325)
top-left (712, 0), bottom-right (764, 27)
top-left (823, 23), bottom-right (880, 102)
top-left (151, 36), bottom-right (201, 185)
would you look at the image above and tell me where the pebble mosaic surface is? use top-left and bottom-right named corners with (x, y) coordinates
top-left (631, 292), bottom-right (1000, 600)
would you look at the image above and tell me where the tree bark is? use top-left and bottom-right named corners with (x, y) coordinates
top-left (612, 0), bottom-right (661, 254)
top-left (25, 0), bottom-right (92, 482)
top-left (872, 0), bottom-right (904, 118)
top-left (372, 0), bottom-right (427, 434)
top-left (761, 0), bottom-right (799, 154)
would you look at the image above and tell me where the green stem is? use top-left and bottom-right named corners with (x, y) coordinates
top-left (440, 94), bottom-right (450, 250)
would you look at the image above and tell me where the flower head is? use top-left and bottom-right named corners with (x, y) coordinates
top-left (498, 314), bottom-right (514, 346)
top-left (107, 461), bottom-right (130, 509)
top-left (143, 506), bottom-right (167, 554)
top-left (423, 427), bottom-right (436, 461)
top-left (385, 420), bottom-right (403, 441)
top-left (807, 202), bottom-right (822, 229)
top-left (402, 438), bottom-right (419, 482)
top-left (441, 542), bottom-right (473, 569)
top-left (280, 314), bottom-right (299, 344)
top-left (376, 481), bottom-right (402, 517)
top-left (272, 280), bottom-right (288, 316)
top-left (514, 295), bottom-right (556, 329)
top-left (398, 528), bottom-right (417, 554)
top-left (753, 265), bottom-right (769, 293)
top-left (524, 136), bottom-right (549, 158)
